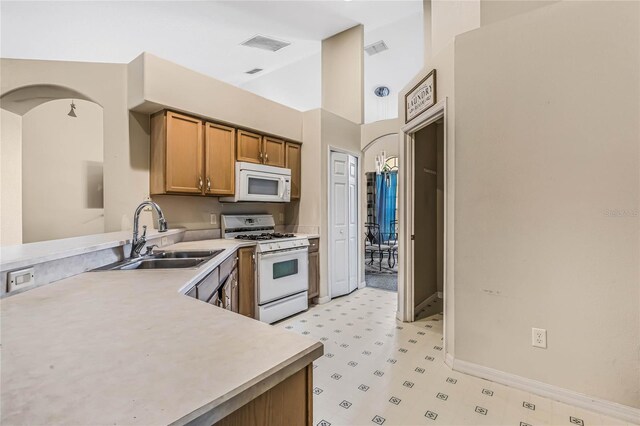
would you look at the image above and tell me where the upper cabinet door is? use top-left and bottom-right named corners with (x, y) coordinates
top-left (237, 130), bottom-right (263, 164)
top-left (285, 142), bottom-right (301, 200)
top-left (263, 137), bottom-right (286, 167)
top-left (205, 123), bottom-right (236, 196)
top-left (165, 111), bottom-right (204, 194)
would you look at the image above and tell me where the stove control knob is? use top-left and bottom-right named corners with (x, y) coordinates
top-left (277, 244), bottom-right (281, 249)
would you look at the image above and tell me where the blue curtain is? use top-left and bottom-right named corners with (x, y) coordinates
top-left (375, 171), bottom-right (397, 241)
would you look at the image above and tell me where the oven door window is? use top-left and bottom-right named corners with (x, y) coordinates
top-left (273, 259), bottom-right (299, 279)
top-left (248, 177), bottom-right (279, 196)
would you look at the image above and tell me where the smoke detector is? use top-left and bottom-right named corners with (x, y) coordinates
top-left (241, 35), bottom-right (291, 52)
top-left (245, 68), bottom-right (264, 75)
top-left (374, 86), bottom-right (390, 97)
top-left (364, 40), bottom-right (389, 56)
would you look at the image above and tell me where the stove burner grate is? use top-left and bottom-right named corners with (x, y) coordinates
top-left (234, 232), bottom-right (295, 241)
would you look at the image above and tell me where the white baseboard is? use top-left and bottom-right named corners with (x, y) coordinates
top-left (358, 280), bottom-right (366, 289)
top-left (316, 295), bottom-right (331, 305)
top-left (444, 353), bottom-right (454, 369)
top-left (414, 292), bottom-right (439, 313)
top-left (437, 291), bottom-right (443, 298)
top-left (452, 358), bottom-right (640, 424)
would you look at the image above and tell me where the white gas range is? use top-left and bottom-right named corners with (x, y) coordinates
top-left (221, 214), bottom-right (309, 324)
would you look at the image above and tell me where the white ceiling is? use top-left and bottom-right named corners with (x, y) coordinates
top-left (1, 0), bottom-right (423, 120)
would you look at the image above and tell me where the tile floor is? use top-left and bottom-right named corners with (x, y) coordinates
top-left (277, 287), bottom-right (636, 426)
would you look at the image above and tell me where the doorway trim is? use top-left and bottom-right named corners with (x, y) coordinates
top-left (399, 99), bottom-right (454, 364)
top-left (326, 145), bottom-right (363, 302)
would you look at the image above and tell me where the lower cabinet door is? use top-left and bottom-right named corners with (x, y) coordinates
top-left (231, 270), bottom-right (239, 313)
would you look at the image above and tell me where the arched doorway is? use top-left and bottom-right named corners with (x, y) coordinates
top-left (1, 84), bottom-right (104, 244)
top-left (362, 133), bottom-right (400, 293)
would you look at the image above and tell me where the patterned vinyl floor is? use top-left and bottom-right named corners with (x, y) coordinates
top-left (276, 287), bottom-right (635, 426)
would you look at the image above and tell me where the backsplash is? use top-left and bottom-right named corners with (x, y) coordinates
top-left (151, 195), bottom-right (287, 230)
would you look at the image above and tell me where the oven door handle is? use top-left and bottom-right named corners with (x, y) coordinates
top-left (258, 248), bottom-right (308, 260)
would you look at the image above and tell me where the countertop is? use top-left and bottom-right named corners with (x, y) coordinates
top-left (0, 228), bottom-right (186, 272)
top-left (0, 238), bottom-right (323, 425)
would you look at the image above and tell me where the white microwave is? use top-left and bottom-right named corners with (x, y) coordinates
top-left (220, 162), bottom-right (291, 203)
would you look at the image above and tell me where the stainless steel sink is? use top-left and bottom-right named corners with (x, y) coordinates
top-left (149, 250), bottom-right (222, 259)
top-left (93, 249), bottom-right (224, 271)
top-left (117, 258), bottom-right (205, 270)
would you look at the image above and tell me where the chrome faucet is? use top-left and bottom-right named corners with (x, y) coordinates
top-left (130, 201), bottom-right (168, 258)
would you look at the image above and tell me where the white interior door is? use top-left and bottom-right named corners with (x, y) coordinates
top-left (331, 151), bottom-right (359, 298)
top-left (330, 152), bottom-right (349, 298)
top-left (348, 155), bottom-right (358, 293)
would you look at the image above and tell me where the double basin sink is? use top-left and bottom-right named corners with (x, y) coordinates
top-left (95, 250), bottom-right (224, 271)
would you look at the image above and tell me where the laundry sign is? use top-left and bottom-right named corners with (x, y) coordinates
top-left (405, 69), bottom-right (436, 123)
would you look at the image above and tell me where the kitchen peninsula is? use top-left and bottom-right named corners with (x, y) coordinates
top-left (0, 238), bottom-right (323, 425)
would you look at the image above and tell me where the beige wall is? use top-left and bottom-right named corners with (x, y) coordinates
top-left (363, 135), bottom-right (399, 173)
top-left (286, 110), bottom-right (322, 233)
top-left (480, 0), bottom-right (558, 26)
top-left (0, 59), bottom-right (150, 234)
top-left (128, 53), bottom-right (303, 142)
top-left (430, 0), bottom-right (480, 58)
top-left (454, 0), bottom-right (639, 408)
top-left (0, 109), bottom-right (22, 245)
top-left (22, 99), bottom-right (104, 242)
top-left (153, 195), bottom-right (286, 231)
top-left (321, 25), bottom-right (364, 124)
top-left (361, 118), bottom-right (400, 150)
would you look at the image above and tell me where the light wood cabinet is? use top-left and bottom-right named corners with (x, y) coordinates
top-left (285, 142), bottom-right (301, 200)
top-left (237, 131), bottom-right (286, 167)
top-left (263, 137), bottom-right (286, 167)
top-left (238, 247), bottom-right (256, 318)
top-left (151, 109), bottom-right (303, 200)
top-left (152, 111), bottom-right (236, 197)
top-left (205, 123), bottom-right (236, 196)
top-left (308, 238), bottom-right (319, 301)
top-left (237, 130), bottom-right (263, 164)
top-left (151, 111), bottom-right (204, 194)
top-left (216, 364), bottom-right (313, 426)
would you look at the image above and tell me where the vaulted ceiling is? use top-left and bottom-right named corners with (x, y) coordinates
top-left (1, 1), bottom-right (423, 121)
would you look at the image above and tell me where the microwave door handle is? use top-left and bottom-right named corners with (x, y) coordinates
top-left (279, 177), bottom-right (285, 199)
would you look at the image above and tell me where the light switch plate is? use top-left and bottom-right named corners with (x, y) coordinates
top-left (7, 267), bottom-right (35, 293)
top-left (210, 213), bottom-right (217, 226)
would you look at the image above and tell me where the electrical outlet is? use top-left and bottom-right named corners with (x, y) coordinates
top-left (210, 213), bottom-right (217, 226)
top-left (278, 212), bottom-right (284, 223)
top-left (532, 328), bottom-right (547, 349)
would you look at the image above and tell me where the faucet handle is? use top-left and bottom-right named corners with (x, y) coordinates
top-left (144, 244), bottom-right (158, 256)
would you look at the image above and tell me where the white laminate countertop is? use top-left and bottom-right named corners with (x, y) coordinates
top-left (0, 238), bottom-right (323, 426)
top-left (0, 228), bottom-right (186, 272)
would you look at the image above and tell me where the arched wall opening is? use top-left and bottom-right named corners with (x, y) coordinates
top-left (1, 84), bottom-right (104, 244)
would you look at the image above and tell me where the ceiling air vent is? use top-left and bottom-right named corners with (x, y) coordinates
top-left (364, 40), bottom-right (389, 56)
top-left (241, 35), bottom-right (291, 52)
top-left (245, 68), bottom-right (264, 75)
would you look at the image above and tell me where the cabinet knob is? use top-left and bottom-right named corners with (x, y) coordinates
top-left (265, 153), bottom-right (269, 163)
top-left (198, 176), bottom-right (203, 190)
top-left (206, 176), bottom-right (211, 192)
